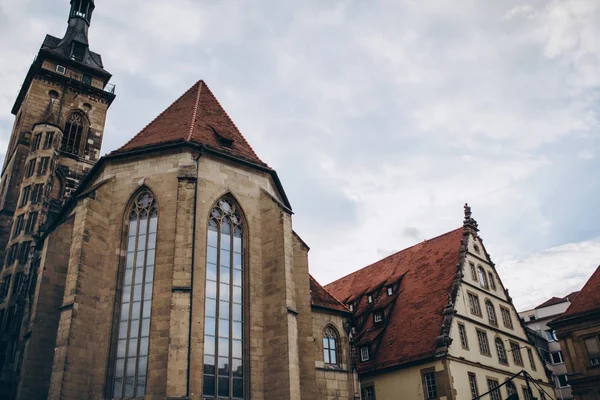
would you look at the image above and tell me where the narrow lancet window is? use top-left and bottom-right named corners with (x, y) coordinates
top-left (204, 198), bottom-right (245, 399)
top-left (112, 191), bottom-right (157, 398)
top-left (62, 112), bottom-right (86, 155)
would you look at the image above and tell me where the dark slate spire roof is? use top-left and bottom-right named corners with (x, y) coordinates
top-left (40, 0), bottom-right (110, 81)
top-left (113, 80), bottom-right (267, 167)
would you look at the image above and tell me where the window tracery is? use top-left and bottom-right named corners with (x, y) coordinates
top-left (323, 326), bottom-right (339, 365)
top-left (62, 112), bottom-right (87, 155)
top-left (112, 190), bottom-right (157, 398)
top-left (203, 197), bottom-right (245, 399)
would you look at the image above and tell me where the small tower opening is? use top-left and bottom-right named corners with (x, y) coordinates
top-left (70, 0), bottom-right (94, 24)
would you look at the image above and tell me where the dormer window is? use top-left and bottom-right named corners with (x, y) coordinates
top-left (348, 303), bottom-right (354, 312)
top-left (367, 294), bottom-right (373, 304)
top-left (70, 42), bottom-right (86, 61)
top-left (387, 286), bottom-right (393, 296)
top-left (360, 346), bottom-right (370, 362)
top-left (374, 310), bottom-right (384, 323)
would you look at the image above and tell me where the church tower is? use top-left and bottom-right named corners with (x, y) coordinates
top-left (0, 1), bottom-right (114, 398)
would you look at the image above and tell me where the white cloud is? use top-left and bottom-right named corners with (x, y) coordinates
top-left (501, 238), bottom-right (600, 311)
top-left (1, 0), bottom-right (600, 311)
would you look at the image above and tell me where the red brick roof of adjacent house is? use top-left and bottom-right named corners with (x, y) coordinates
top-left (325, 227), bottom-right (464, 372)
top-left (310, 275), bottom-right (350, 313)
top-left (561, 266), bottom-right (600, 318)
top-left (112, 80), bottom-right (267, 167)
top-left (535, 291), bottom-right (580, 310)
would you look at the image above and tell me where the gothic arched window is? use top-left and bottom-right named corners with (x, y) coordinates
top-left (203, 197), bottom-right (245, 399)
top-left (323, 326), bottom-right (339, 365)
top-left (477, 266), bottom-right (489, 289)
top-left (112, 190), bottom-right (157, 398)
top-left (62, 112), bottom-right (86, 155)
top-left (495, 337), bottom-right (508, 365)
top-left (486, 300), bottom-right (498, 326)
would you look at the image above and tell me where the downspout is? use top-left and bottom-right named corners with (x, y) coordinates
top-left (187, 149), bottom-right (202, 397)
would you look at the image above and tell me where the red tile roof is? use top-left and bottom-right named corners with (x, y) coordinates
top-left (325, 227), bottom-right (464, 373)
top-left (112, 80), bottom-right (266, 166)
top-left (310, 275), bottom-right (350, 313)
top-left (535, 291), bottom-right (580, 310)
top-left (561, 266), bottom-right (600, 318)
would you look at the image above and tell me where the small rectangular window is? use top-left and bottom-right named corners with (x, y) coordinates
top-left (487, 272), bottom-right (496, 290)
top-left (500, 306), bottom-right (514, 329)
top-left (367, 294), bottom-right (373, 303)
top-left (468, 373), bottom-right (478, 399)
top-left (374, 310), bottom-right (383, 323)
top-left (44, 132), bottom-right (55, 149)
top-left (31, 133), bottom-right (41, 151)
top-left (476, 329), bottom-right (490, 356)
top-left (18, 241), bottom-right (31, 264)
top-left (38, 157), bottom-right (49, 175)
top-left (469, 262), bottom-right (477, 281)
top-left (423, 372), bottom-right (437, 399)
top-left (82, 74), bottom-right (93, 86)
top-left (545, 329), bottom-right (557, 342)
top-left (486, 379), bottom-right (501, 400)
top-left (26, 158), bottom-right (36, 177)
top-left (56, 65), bottom-right (66, 74)
top-left (25, 212), bottom-right (38, 234)
top-left (13, 214), bottom-right (25, 238)
top-left (19, 186), bottom-right (31, 207)
top-left (522, 386), bottom-right (533, 400)
top-left (528, 314), bottom-right (536, 321)
top-left (511, 342), bottom-right (523, 365)
top-left (348, 303), bottom-right (354, 312)
top-left (362, 386), bottom-right (376, 400)
top-left (556, 374), bottom-right (569, 388)
top-left (458, 323), bottom-right (469, 350)
top-left (527, 348), bottom-right (537, 371)
top-left (360, 346), bottom-right (369, 362)
top-left (584, 336), bottom-right (600, 366)
top-left (551, 350), bottom-right (564, 364)
top-left (468, 293), bottom-right (482, 317)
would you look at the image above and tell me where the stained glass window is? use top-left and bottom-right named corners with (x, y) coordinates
top-left (112, 190), bottom-right (157, 398)
top-left (203, 198), bottom-right (244, 399)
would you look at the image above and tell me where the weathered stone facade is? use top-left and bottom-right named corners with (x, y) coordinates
top-left (0, 1), bottom-right (115, 398)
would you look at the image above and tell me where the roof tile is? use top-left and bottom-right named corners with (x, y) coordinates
top-left (561, 266), bottom-right (600, 318)
top-left (326, 228), bottom-right (464, 372)
top-left (113, 80), bottom-right (266, 166)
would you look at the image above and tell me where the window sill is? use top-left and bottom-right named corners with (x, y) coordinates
top-left (317, 365), bottom-right (349, 373)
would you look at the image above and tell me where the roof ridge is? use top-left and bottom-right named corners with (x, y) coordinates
top-left (198, 83), bottom-right (262, 161)
top-left (326, 227), bottom-right (463, 289)
top-left (116, 80), bottom-right (201, 152)
top-left (187, 81), bottom-right (203, 142)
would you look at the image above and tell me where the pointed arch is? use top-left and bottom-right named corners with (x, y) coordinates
top-left (61, 110), bottom-right (89, 155)
top-left (110, 188), bottom-right (158, 398)
top-left (203, 195), bottom-right (246, 399)
top-left (322, 324), bottom-right (341, 365)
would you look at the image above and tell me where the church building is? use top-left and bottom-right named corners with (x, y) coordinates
top-left (0, 2), bottom-right (553, 400)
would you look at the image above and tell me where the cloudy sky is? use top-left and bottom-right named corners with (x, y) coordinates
top-left (1, 0), bottom-right (599, 310)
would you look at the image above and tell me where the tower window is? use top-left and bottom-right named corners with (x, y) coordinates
top-left (19, 186), bottom-right (31, 208)
top-left (71, 0), bottom-right (93, 21)
top-left (26, 158), bottom-right (36, 178)
top-left (112, 190), bottom-right (157, 398)
top-left (31, 133), bottom-right (42, 151)
top-left (44, 132), bottom-right (55, 149)
top-left (70, 42), bottom-right (86, 61)
top-left (82, 74), bottom-right (93, 86)
top-left (25, 212), bottom-right (38, 234)
top-left (13, 214), bottom-right (25, 238)
top-left (62, 112), bottom-right (86, 155)
top-left (203, 197), bottom-right (245, 399)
